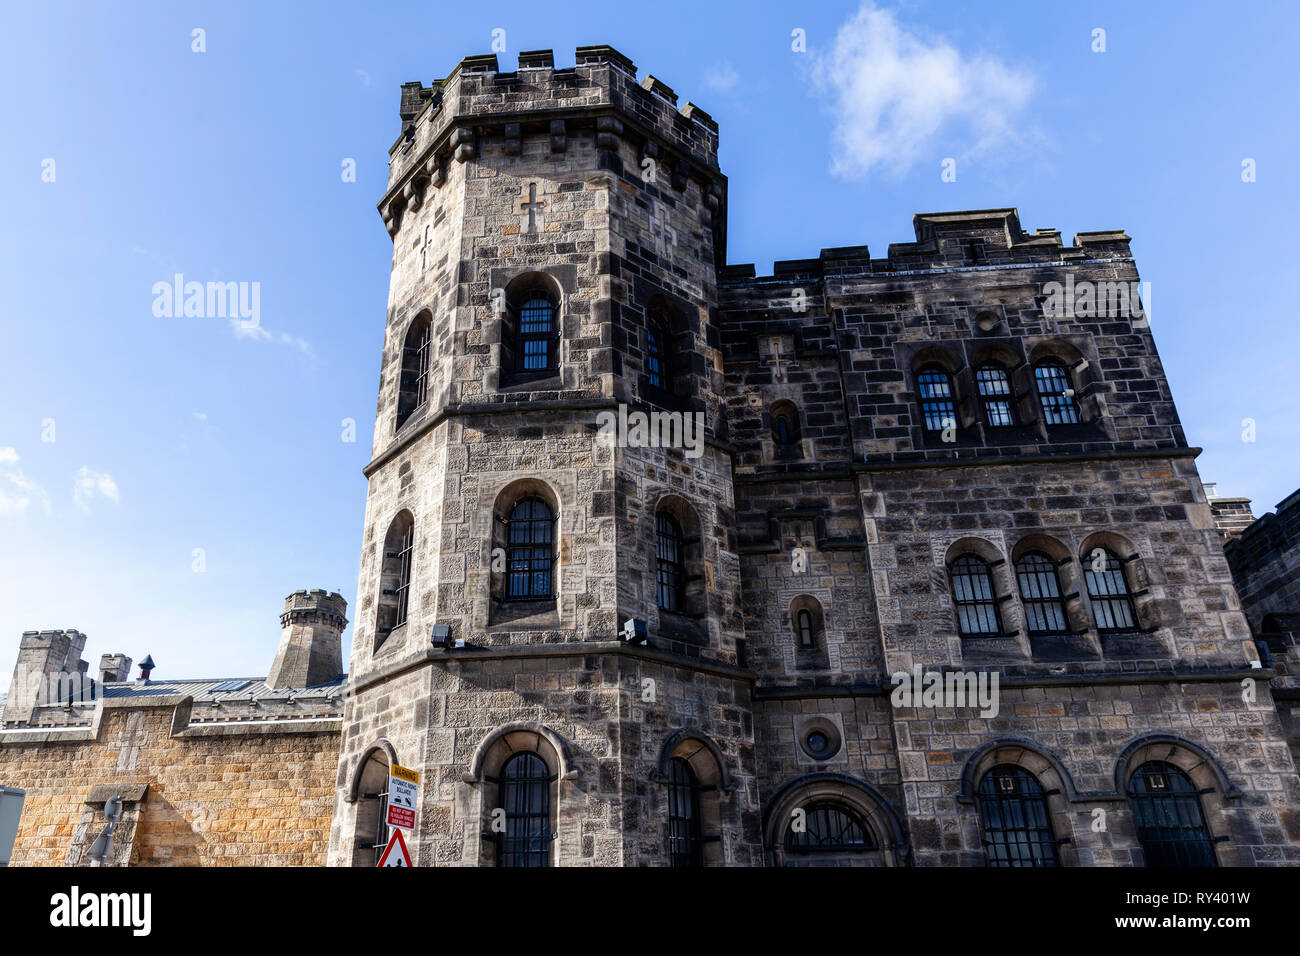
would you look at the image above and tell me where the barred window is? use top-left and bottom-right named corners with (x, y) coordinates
top-left (646, 318), bottom-right (671, 391)
top-left (797, 609), bottom-right (815, 648)
top-left (377, 511), bottom-right (415, 645)
top-left (506, 497), bottom-right (554, 600)
top-left (785, 803), bottom-right (876, 854)
top-left (1084, 549), bottom-right (1139, 633)
top-left (656, 513), bottom-right (686, 613)
top-left (977, 765), bottom-right (1060, 867)
top-left (396, 314), bottom-right (432, 430)
top-left (392, 521), bottom-right (414, 628)
top-left (1034, 361), bottom-right (1079, 425)
top-left (1127, 761), bottom-right (1217, 867)
top-left (496, 752), bottom-right (551, 868)
top-left (516, 295), bottom-right (556, 371)
top-left (1016, 552), bottom-right (1069, 636)
top-left (667, 757), bottom-right (702, 867)
top-left (975, 365), bottom-right (1015, 427)
top-left (951, 554), bottom-right (1002, 635)
top-left (917, 366), bottom-right (957, 432)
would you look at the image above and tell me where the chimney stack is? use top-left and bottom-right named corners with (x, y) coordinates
top-left (99, 653), bottom-right (132, 683)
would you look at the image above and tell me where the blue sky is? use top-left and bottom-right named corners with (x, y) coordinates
top-left (2, 1), bottom-right (1297, 688)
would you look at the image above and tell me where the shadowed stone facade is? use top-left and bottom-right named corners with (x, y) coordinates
top-left (325, 46), bottom-right (1300, 867)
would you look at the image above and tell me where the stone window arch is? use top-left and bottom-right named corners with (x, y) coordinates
top-left (1027, 341), bottom-right (1101, 427)
top-left (395, 310), bottom-right (432, 431)
top-left (908, 346), bottom-right (970, 442)
top-left (652, 494), bottom-right (707, 644)
top-left (949, 554), bottom-right (1003, 636)
top-left (466, 723), bottom-right (572, 867)
top-left (769, 399), bottom-right (803, 460)
top-left (976, 765), bottom-right (1060, 867)
top-left (1078, 532), bottom-right (1165, 657)
top-left (375, 510), bottom-right (415, 651)
top-left (349, 742), bottom-right (397, 867)
top-left (641, 294), bottom-right (693, 404)
top-left (765, 773), bottom-right (907, 867)
top-left (497, 271), bottom-right (563, 386)
top-left (959, 738), bottom-right (1077, 866)
top-left (1114, 735), bottom-right (1237, 866)
top-left (489, 479), bottom-right (560, 626)
top-left (788, 595), bottom-right (828, 669)
top-left (655, 729), bottom-right (731, 866)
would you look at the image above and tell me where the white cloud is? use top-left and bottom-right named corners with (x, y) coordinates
top-left (703, 62), bottom-right (740, 94)
top-left (73, 467), bottom-right (120, 511)
top-left (0, 448), bottom-right (50, 517)
top-left (228, 319), bottom-right (313, 356)
top-left (355, 68), bottom-right (372, 87)
top-left (812, 2), bottom-right (1035, 179)
top-left (192, 411), bottom-right (208, 423)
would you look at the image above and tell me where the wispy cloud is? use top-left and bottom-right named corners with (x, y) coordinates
top-left (703, 61), bottom-right (740, 95)
top-left (228, 319), bottom-right (314, 356)
top-left (355, 68), bottom-right (372, 87)
top-left (73, 467), bottom-right (120, 511)
top-left (812, 2), bottom-right (1035, 179)
top-left (0, 448), bottom-right (50, 517)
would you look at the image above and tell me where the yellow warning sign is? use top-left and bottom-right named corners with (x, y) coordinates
top-left (390, 763), bottom-right (419, 785)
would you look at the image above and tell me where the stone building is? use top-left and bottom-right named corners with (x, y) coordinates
top-left (2, 45), bottom-right (1298, 867)
top-left (1213, 486), bottom-right (1300, 772)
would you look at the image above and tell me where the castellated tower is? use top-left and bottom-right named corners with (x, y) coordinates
top-left (328, 47), bottom-right (755, 867)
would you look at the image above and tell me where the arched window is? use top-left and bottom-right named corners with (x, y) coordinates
top-left (1084, 549), bottom-right (1138, 633)
top-left (646, 316), bottom-right (671, 391)
top-left (785, 802), bottom-right (876, 854)
top-left (505, 497), bottom-right (554, 600)
top-left (666, 757), bottom-right (702, 867)
top-left (376, 511), bottom-right (415, 647)
top-left (976, 765), bottom-right (1060, 867)
top-left (656, 513), bottom-right (686, 613)
top-left (796, 609), bottom-right (815, 649)
top-left (1127, 761), bottom-right (1217, 867)
top-left (917, 366), bottom-right (957, 433)
top-left (1034, 361), bottom-right (1079, 425)
top-left (496, 752), bottom-right (552, 867)
top-left (396, 313), bottom-right (432, 430)
top-left (516, 295), bottom-right (557, 371)
top-left (354, 748), bottom-right (393, 867)
top-left (1016, 552), bottom-right (1069, 636)
top-left (950, 554), bottom-right (1002, 635)
top-left (975, 365), bottom-right (1015, 427)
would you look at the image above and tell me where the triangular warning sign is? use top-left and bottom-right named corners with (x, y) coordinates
top-left (377, 828), bottom-right (412, 867)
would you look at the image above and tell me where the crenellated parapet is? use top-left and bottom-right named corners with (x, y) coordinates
top-left (721, 208), bottom-right (1133, 283)
top-left (378, 45), bottom-right (723, 241)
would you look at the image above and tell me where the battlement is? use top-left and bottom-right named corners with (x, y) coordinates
top-left (721, 208), bottom-right (1134, 282)
top-left (380, 45), bottom-right (721, 237)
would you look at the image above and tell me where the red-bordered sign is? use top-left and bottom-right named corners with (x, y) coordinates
top-left (377, 828), bottom-right (412, 867)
